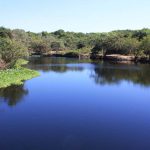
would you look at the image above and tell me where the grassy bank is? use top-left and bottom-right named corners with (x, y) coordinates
top-left (0, 67), bottom-right (39, 88)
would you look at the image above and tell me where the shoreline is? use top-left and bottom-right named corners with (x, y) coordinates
top-left (31, 52), bottom-right (150, 64)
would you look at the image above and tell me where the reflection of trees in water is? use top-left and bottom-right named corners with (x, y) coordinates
top-left (0, 85), bottom-right (28, 106)
top-left (28, 57), bottom-right (85, 73)
top-left (28, 56), bottom-right (92, 65)
top-left (29, 65), bottom-right (84, 73)
top-left (91, 63), bottom-right (150, 87)
top-left (28, 57), bottom-right (150, 87)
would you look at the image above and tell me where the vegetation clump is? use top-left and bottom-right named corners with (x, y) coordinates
top-left (0, 28), bottom-right (39, 88)
top-left (0, 59), bottom-right (39, 88)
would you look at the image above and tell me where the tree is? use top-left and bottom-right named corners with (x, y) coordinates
top-left (0, 38), bottom-right (28, 66)
top-left (91, 40), bottom-right (106, 56)
top-left (41, 31), bottom-right (49, 37)
top-left (141, 36), bottom-right (150, 61)
top-left (53, 29), bottom-right (65, 38)
top-left (77, 41), bottom-right (86, 49)
top-left (115, 38), bottom-right (140, 55)
top-left (30, 40), bottom-right (49, 55)
top-left (51, 41), bottom-right (65, 51)
top-left (12, 29), bottom-right (28, 44)
top-left (132, 31), bottom-right (147, 41)
top-left (0, 27), bottom-right (12, 38)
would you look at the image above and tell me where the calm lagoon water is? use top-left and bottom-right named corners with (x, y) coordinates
top-left (0, 57), bottom-right (150, 150)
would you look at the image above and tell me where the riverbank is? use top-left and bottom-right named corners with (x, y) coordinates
top-left (33, 51), bottom-right (150, 63)
top-left (0, 67), bottom-right (39, 88)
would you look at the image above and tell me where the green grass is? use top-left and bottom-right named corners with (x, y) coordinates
top-left (0, 67), bottom-right (39, 88)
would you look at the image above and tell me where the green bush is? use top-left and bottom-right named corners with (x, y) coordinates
top-left (0, 38), bottom-right (28, 67)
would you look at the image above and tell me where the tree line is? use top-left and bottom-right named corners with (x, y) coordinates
top-left (0, 27), bottom-right (150, 68)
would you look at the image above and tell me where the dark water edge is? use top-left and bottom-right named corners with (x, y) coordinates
top-left (33, 53), bottom-right (150, 63)
top-left (0, 57), bottom-right (150, 150)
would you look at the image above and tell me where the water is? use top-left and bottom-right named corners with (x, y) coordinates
top-left (0, 57), bottom-right (150, 150)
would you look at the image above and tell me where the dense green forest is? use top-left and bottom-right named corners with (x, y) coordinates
top-left (1, 27), bottom-right (150, 69)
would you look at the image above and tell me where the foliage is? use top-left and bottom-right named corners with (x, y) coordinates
top-left (1, 26), bottom-right (150, 64)
top-left (0, 27), bottom-right (12, 38)
top-left (30, 40), bottom-right (49, 54)
top-left (51, 41), bottom-right (65, 51)
top-left (0, 67), bottom-right (39, 88)
top-left (13, 59), bottom-right (28, 69)
top-left (140, 36), bottom-right (150, 60)
top-left (0, 37), bottom-right (28, 65)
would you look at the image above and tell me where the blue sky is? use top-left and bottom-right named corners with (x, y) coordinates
top-left (0, 0), bottom-right (149, 33)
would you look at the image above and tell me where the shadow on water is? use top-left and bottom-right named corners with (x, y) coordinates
top-left (0, 85), bottom-right (28, 106)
